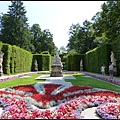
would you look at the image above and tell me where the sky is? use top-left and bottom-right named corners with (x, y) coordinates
top-left (0, 1), bottom-right (106, 49)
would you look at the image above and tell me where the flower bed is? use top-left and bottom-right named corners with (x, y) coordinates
top-left (0, 83), bottom-right (120, 119)
top-left (0, 72), bottom-right (37, 82)
top-left (96, 102), bottom-right (120, 119)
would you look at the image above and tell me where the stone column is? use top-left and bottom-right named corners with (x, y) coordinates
top-left (0, 51), bottom-right (4, 77)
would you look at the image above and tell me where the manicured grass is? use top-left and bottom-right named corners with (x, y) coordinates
top-left (0, 73), bottom-right (120, 92)
top-left (0, 74), bottom-right (44, 89)
top-left (65, 74), bottom-right (120, 92)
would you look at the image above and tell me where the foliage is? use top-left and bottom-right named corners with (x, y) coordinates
top-left (67, 49), bottom-right (78, 55)
top-left (0, 41), bottom-right (3, 51)
top-left (0, 1), bottom-right (34, 52)
top-left (32, 54), bottom-right (51, 71)
top-left (0, 1), bottom-right (56, 54)
top-left (58, 46), bottom-right (67, 54)
top-left (84, 43), bottom-right (111, 74)
top-left (67, 21), bottom-right (99, 54)
top-left (41, 54), bottom-right (51, 71)
top-left (41, 51), bottom-right (50, 54)
top-left (1, 43), bottom-right (33, 74)
top-left (92, 1), bottom-right (120, 45)
top-left (114, 34), bottom-right (120, 75)
top-left (67, 54), bottom-right (84, 71)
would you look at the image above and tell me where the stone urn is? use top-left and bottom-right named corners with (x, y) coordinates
top-left (50, 53), bottom-right (63, 77)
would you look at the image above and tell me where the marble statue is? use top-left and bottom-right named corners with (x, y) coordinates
top-left (0, 51), bottom-right (4, 76)
top-left (50, 52), bottom-right (63, 77)
top-left (34, 59), bottom-right (38, 71)
top-left (110, 51), bottom-right (116, 66)
top-left (52, 53), bottom-right (62, 65)
top-left (80, 59), bottom-right (83, 66)
top-left (80, 59), bottom-right (83, 71)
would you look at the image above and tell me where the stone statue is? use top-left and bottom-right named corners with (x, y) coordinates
top-left (34, 59), bottom-right (38, 71)
top-left (50, 52), bottom-right (63, 77)
top-left (80, 59), bottom-right (83, 71)
top-left (110, 51), bottom-right (116, 66)
top-left (80, 59), bottom-right (83, 66)
top-left (0, 51), bottom-right (4, 76)
top-left (52, 53), bottom-right (62, 65)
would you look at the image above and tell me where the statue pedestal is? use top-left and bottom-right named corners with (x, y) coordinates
top-left (50, 65), bottom-right (63, 77)
top-left (80, 65), bottom-right (83, 71)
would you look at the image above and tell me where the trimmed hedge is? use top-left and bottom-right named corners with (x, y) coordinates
top-left (32, 54), bottom-right (51, 71)
top-left (2, 44), bottom-right (33, 74)
top-left (84, 43), bottom-right (111, 74)
top-left (2, 44), bottom-right (12, 74)
top-left (113, 35), bottom-right (120, 75)
top-left (67, 54), bottom-right (84, 71)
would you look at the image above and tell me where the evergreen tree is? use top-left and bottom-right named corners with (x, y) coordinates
top-left (0, 1), bottom-right (33, 52)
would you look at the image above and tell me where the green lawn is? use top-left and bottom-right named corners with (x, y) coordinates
top-left (0, 73), bottom-right (120, 92)
top-left (0, 74), bottom-right (44, 89)
top-left (65, 74), bottom-right (120, 92)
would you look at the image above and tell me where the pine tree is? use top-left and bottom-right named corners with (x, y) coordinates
top-left (0, 1), bottom-right (33, 52)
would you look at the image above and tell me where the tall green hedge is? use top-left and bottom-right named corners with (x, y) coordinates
top-left (2, 44), bottom-right (12, 74)
top-left (42, 54), bottom-right (51, 71)
top-left (84, 43), bottom-right (111, 74)
top-left (32, 54), bottom-right (51, 71)
top-left (31, 54), bottom-right (42, 71)
top-left (67, 54), bottom-right (84, 71)
top-left (113, 35), bottom-right (120, 75)
top-left (0, 42), bottom-right (3, 51)
top-left (1, 44), bottom-right (33, 74)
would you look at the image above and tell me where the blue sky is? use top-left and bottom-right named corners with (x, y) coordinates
top-left (0, 1), bottom-right (105, 49)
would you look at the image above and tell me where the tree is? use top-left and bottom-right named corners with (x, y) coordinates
top-left (67, 21), bottom-right (98, 54)
top-left (59, 46), bottom-right (67, 54)
top-left (30, 25), bottom-right (56, 54)
top-left (30, 24), bottom-right (43, 53)
top-left (67, 23), bottom-right (81, 52)
top-left (0, 1), bottom-right (33, 52)
top-left (91, 1), bottom-right (120, 45)
top-left (40, 29), bottom-right (55, 54)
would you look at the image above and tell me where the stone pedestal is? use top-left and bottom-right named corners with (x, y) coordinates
top-left (50, 65), bottom-right (63, 77)
top-left (80, 65), bottom-right (83, 71)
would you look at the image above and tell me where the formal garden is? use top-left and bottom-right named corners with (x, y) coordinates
top-left (0, 1), bottom-right (120, 119)
top-left (0, 72), bottom-right (120, 119)
top-left (0, 42), bottom-right (120, 119)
